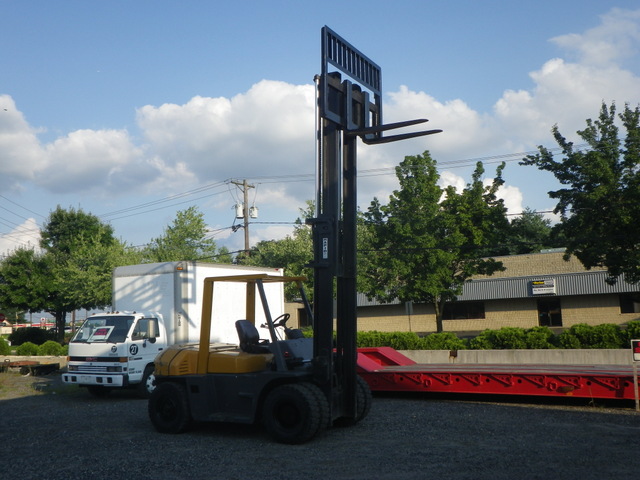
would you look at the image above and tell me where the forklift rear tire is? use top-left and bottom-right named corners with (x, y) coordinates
top-left (262, 383), bottom-right (322, 444)
top-left (355, 375), bottom-right (372, 423)
top-left (148, 382), bottom-right (191, 434)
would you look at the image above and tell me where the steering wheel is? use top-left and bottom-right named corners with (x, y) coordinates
top-left (272, 313), bottom-right (291, 327)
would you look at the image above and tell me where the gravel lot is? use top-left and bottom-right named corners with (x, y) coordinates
top-left (1, 371), bottom-right (640, 480)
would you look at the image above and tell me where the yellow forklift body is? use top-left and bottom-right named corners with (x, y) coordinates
top-left (155, 343), bottom-right (273, 376)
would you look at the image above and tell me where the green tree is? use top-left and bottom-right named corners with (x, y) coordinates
top-left (0, 206), bottom-right (136, 341)
top-left (506, 207), bottom-right (554, 254)
top-left (240, 200), bottom-right (375, 303)
top-left (0, 248), bottom-right (49, 318)
top-left (240, 201), bottom-right (314, 301)
top-left (143, 206), bottom-right (229, 262)
top-left (363, 151), bottom-right (507, 333)
top-left (521, 102), bottom-right (640, 283)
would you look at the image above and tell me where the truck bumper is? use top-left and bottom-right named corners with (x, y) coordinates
top-left (62, 373), bottom-right (126, 387)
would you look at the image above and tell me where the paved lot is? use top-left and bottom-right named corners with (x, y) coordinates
top-left (1, 373), bottom-right (639, 480)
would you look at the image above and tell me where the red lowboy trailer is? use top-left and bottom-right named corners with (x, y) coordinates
top-left (357, 347), bottom-right (638, 401)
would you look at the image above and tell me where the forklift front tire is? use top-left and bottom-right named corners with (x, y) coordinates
top-left (262, 383), bottom-right (322, 444)
top-left (148, 382), bottom-right (191, 434)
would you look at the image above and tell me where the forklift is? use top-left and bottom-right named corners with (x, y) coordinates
top-left (147, 26), bottom-right (441, 444)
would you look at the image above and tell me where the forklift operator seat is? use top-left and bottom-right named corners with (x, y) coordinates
top-left (235, 320), bottom-right (271, 354)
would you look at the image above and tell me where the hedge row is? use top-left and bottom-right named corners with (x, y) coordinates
top-left (0, 339), bottom-right (68, 356)
top-left (3, 322), bottom-right (639, 355)
top-left (356, 321), bottom-right (640, 350)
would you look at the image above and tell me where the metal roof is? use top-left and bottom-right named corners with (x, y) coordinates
top-left (357, 270), bottom-right (640, 307)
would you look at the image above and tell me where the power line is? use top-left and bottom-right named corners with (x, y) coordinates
top-left (0, 194), bottom-right (45, 219)
top-left (99, 180), bottom-right (229, 220)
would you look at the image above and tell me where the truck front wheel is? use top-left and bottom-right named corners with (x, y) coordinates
top-left (262, 383), bottom-right (322, 444)
top-left (148, 382), bottom-right (191, 434)
top-left (137, 365), bottom-right (156, 398)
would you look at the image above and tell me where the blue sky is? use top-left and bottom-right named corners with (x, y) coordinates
top-left (1, 1), bottom-right (640, 255)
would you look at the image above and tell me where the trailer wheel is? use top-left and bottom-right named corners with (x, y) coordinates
top-left (262, 383), bottom-right (322, 444)
top-left (148, 382), bottom-right (191, 434)
top-left (137, 365), bottom-right (156, 398)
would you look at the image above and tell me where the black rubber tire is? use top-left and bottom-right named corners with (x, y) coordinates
top-left (299, 382), bottom-right (331, 432)
top-left (137, 365), bottom-right (156, 399)
top-left (355, 375), bottom-right (373, 423)
top-left (262, 383), bottom-right (322, 444)
top-left (334, 375), bottom-right (373, 427)
top-left (148, 382), bottom-right (191, 434)
top-left (87, 385), bottom-right (111, 398)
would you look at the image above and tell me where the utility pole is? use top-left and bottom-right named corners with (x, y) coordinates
top-left (231, 179), bottom-right (255, 253)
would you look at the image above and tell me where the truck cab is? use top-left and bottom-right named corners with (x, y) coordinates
top-left (62, 311), bottom-right (166, 397)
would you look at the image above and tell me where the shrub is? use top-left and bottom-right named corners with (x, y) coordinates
top-left (37, 340), bottom-right (64, 356)
top-left (0, 337), bottom-right (11, 355)
top-left (388, 332), bottom-right (423, 350)
top-left (420, 332), bottom-right (467, 350)
top-left (590, 324), bottom-right (626, 349)
top-left (557, 324), bottom-right (595, 348)
top-left (624, 320), bottom-right (640, 344)
top-left (357, 331), bottom-right (383, 347)
top-left (525, 326), bottom-right (556, 349)
top-left (468, 331), bottom-right (493, 350)
top-left (8, 327), bottom-right (57, 346)
top-left (15, 342), bottom-right (39, 356)
top-left (468, 327), bottom-right (527, 350)
top-left (357, 331), bottom-right (425, 350)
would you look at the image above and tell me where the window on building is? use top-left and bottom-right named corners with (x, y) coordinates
top-left (620, 293), bottom-right (640, 314)
top-left (537, 299), bottom-right (562, 327)
top-left (297, 308), bottom-right (312, 328)
top-left (442, 301), bottom-right (485, 320)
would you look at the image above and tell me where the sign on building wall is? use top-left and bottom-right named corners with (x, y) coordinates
top-left (531, 279), bottom-right (556, 295)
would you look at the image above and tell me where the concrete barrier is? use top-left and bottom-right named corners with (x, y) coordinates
top-left (399, 349), bottom-right (632, 365)
top-left (1, 351), bottom-right (633, 369)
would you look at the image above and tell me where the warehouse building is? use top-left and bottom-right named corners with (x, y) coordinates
top-left (287, 250), bottom-right (640, 334)
top-left (353, 250), bottom-right (640, 334)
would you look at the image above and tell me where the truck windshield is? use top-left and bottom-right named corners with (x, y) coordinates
top-left (71, 316), bottom-right (135, 343)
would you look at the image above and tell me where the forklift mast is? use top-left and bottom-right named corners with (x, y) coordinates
top-left (308, 26), bottom-right (441, 421)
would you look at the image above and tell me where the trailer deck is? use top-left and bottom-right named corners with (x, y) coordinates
top-left (357, 347), bottom-right (638, 400)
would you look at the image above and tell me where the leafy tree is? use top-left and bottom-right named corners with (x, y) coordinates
top-left (0, 248), bottom-right (49, 318)
top-left (0, 206), bottom-right (136, 341)
top-left (521, 102), bottom-right (640, 283)
top-left (240, 200), bottom-right (375, 303)
top-left (506, 207), bottom-right (554, 254)
top-left (363, 151), bottom-right (507, 333)
top-left (41, 206), bottom-right (116, 254)
top-left (143, 206), bottom-right (230, 262)
top-left (240, 201), bottom-right (314, 301)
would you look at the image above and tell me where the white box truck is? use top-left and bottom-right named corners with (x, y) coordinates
top-left (62, 261), bottom-right (284, 397)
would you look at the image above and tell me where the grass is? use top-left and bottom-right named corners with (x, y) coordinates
top-left (0, 370), bottom-right (79, 400)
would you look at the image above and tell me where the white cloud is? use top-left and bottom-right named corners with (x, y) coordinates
top-left (1, 8), bottom-right (639, 249)
top-left (551, 8), bottom-right (640, 67)
top-left (0, 95), bottom-right (46, 189)
top-left (0, 218), bottom-right (40, 256)
top-left (136, 80), bottom-right (316, 182)
top-left (38, 129), bottom-right (144, 193)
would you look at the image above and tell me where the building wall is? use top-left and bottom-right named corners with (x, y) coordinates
top-left (560, 294), bottom-right (639, 326)
top-left (354, 294), bottom-right (640, 334)
top-left (285, 252), bottom-right (640, 334)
